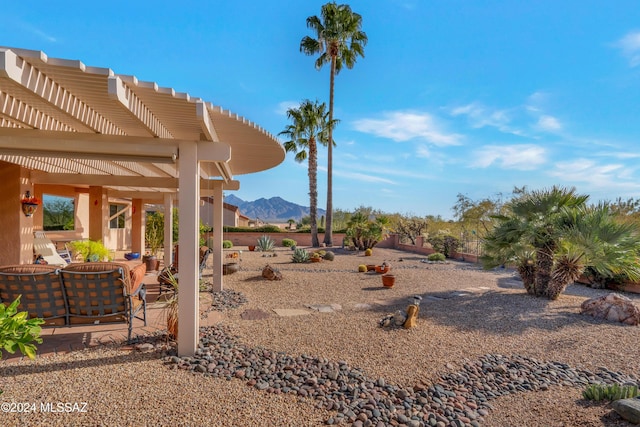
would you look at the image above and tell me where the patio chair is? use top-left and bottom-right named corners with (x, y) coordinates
top-left (33, 231), bottom-right (71, 266)
top-left (157, 245), bottom-right (212, 294)
top-left (0, 264), bottom-right (68, 326)
top-left (59, 262), bottom-right (147, 342)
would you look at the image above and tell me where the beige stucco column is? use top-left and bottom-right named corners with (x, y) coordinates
top-left (211, 181), bottom-right (224, 292)
top-left (177, 141), bottom-right (200, 357)
top-left (88, 186), bottom-right (109, 242)
top-left (131, 198), bottom-right (144, 253)
top-left (164, 193), bottom-right (174, 266)
top-left (0, 162), bottom-right (33, 265)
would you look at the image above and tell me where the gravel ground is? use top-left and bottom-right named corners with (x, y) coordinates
top-left (1, 247), bottom-right (639, 426)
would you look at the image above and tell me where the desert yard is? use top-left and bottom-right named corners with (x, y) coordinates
top-left (1, 247), bottom-right (639, 426)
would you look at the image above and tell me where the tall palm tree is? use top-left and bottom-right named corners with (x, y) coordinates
top-left (279, 100), bottom-right (333, 247)
top-left (301, 2), bottom-right (368, 246)
top-left (483, 186), bottom-right (640, 300)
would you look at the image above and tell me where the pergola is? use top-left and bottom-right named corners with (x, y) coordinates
top-left (0, 47), bottom-right (285, 355)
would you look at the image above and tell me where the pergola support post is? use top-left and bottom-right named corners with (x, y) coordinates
top-left (211, 181), bottom-right (224, 292)
top-left (163, 193), bottom-right (174, 266)
top-left (177, 141), bottom-right (199, 357)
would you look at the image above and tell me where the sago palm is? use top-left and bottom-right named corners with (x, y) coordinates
top-left (301, 1), bottom-right (367, 247)
top-left (279, 100), bottom-right (333, 247)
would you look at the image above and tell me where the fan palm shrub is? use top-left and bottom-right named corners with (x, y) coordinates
top-left (482, 186), bottom-right (640, 300)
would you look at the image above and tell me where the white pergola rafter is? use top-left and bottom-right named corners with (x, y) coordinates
top-left (1, 49), bottom-right (123, 135)
top-left (108, 76), bottom-right (173, 139)
top-left (0, 91), bottom-right (75, 131)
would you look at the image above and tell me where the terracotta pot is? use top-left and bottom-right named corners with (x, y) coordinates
top-left (366, 264), bottom-right (376, 271)
top-left (223, 262), bottom-right (239, 275)
top-left (382, 274), bottom-right (395, 288)
top-left (143, 255), bottom-right (160, 272)
top-left (248, 245), bottom-right (256, 252)
top-left (310, 257), bottom-right (322, 263)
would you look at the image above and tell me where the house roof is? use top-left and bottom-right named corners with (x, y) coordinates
top-left (0, 47), bottom-right (285, 199)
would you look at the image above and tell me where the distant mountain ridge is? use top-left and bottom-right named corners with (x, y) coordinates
top-left (224, 195), bottom-right (324, 222)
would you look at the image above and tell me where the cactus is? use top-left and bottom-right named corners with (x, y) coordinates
top-left (582, 383), bottom-right (639, 401)
top-left (358, 264), bottom-right (367, 272)
top-left (364, 248), bottom-right (373, 256)
top-left (222, 240), bottom-right (233, 249)
top-left (291, 248), bottom-right (310, 263)
top-left (323, 251), bottom-right (335, 261)
top-left (256, 235), bottom-right (275, 252)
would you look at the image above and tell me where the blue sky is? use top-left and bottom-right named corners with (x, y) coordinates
top-left (3, 1), bottom-right (640, 219)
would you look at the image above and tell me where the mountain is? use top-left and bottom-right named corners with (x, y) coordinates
top-left (224, 195), bottom-right (325, 223)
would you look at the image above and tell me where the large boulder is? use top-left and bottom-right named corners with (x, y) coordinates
top-left (580, 293), bottom-right (640, 325)
top-left (261, 264), bottom-right (282, 281)
top-left (612, 398), bottom-right (640, 424)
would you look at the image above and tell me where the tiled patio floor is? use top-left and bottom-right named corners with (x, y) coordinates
top-left (1, 259), bottom-right (223, 362)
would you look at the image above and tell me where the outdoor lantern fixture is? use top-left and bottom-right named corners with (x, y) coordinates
top-left (21, 191), bottom-right (40, 217)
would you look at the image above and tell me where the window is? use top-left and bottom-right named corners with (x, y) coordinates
top-left (42, 195), bottom-right (75, 231)
top-left (109, 204), bottom-right (126, 229)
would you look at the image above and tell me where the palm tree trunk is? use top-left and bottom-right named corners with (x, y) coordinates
top-left (534, 245), bottom-right (554, 297)
top-left (323, 55), bottom-right (336, 247)
top-left (309, 140), bottom-right (319, 247)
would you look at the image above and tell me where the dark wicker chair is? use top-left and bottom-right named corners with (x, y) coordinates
top-left (0, 265), bottom-right (68, 326)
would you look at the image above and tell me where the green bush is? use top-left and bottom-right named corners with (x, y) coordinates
top-left (582, 383), bottom-right (639, 401)
top-left (427, 253), bottom-right (446, 262)
top-left (427, 235), bottom-right (460, 258)
top-left (0, 296), bottom-right (44, 361)
top-left (68, 239), bottom-right (111, 262)
top-left (282, 238), bottom-right (297, 247)
top-left (291, 248), bottom-right (310, 263)
top-left (223, 240), bottom-right (233, 249)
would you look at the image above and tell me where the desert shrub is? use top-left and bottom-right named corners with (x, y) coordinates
top-left (428, 253), bottom-right (446, 262)
top-left (68, 239), bottom-right (111, 262)
top-left (364, 248), bottom-right (373, 256)
top-left (256, 235), bottom-right (276, 252)
top-left (282, 238), bottom-right (297, 247)
top-left (427, 235), bottom-right (460, 258)
top-left (291, 248), bottom-right (310, 263)
top-left (358, 264), bottom-right (367, 272)
top-left (582, 383), bottom-right (639, 401)
top-left (323, 251), bottom-right (335, 261)
top-left (223, 240), bottom-right (233, 249)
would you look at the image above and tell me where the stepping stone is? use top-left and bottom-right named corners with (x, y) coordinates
top-left (372, 299), bottom-right (396, 306)
top-left (305, 303), bottom-right (342, 313)
top-left (240, 309), bottom-right (270, 320)
top-left (424, 296), bottom-right (444, 302)
top-left (354, 303), bottom-right (373, 310)
top-left (272, 308), bottom-right (312, 317)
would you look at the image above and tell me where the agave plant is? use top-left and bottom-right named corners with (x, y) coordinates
top-left (256, 235), bottom-right (275, 252)
top-left (291, 248), bottom-right (310, 263)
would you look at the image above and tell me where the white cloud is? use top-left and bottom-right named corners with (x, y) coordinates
top-left (276, 101), bottom-right (300, 116)
top-left (536, 115), bottom-right (562, 132)
top-left (17, 21), bottom-right (57, 43)
top-left (471, 144), bottom-right (546, 170)
top-left (352, 111), bottom-right (461, 146)
top-left (334, 170), bottom-right (396, 184)
top-left (549, 158), bottom-right (639, 190)
top-left (614, 30), bottom-right (640, 67)
top-left (449, 102), bottom-right (527, 136)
